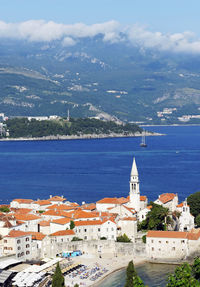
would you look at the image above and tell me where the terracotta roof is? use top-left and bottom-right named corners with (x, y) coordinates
top-left (6, 230), bottom-right (30, 238)
top-left (50, 230), bottom-right (75, 236)
top-left (75, 220), bottom-right (102, 226)
top-left (187, 229), bottom-right (200, 240)
top-left (14, 214), bottom-right (40, 221)
top-left (176, 202), bottom-right (189, 208)
top-left (26, 232), bottom-right (46, 241)
top-left (158, 193), bottom-right (176, 204)
top-left (147, 230), bottom-right (188, 239)
top-left (47, 204), bottom-right (76, 211)
top-left (35, 200), bottom-right (51, 206)
top-left (39, 220), bottom-right (50, 226)
top-left (48, 196), bottom-right (66, 202)
top-left (12, 199), bottom-right (34, 204)
top-left (12, 208), bottom-right (33, 214)
top-left (51, 218), bottom-right (71, 225)
top-left (75, 218), bottom-right (116, 226)
top-left (123, 206), bottom-right (136, 214)
top-left (42, 210), bottom-right (69, 217)
top-left (147, 205), bottom-right (152, 210)
top-left (72, 209), bottom-right (98, 219)
top-left (81, 203), bottom-right (96, 210)
top-left (97, 197), bottom-right (125, 204)
top-left (120, 217), bottom-right (137, 221)
top-left (140, 196), bottom-right (147, 201)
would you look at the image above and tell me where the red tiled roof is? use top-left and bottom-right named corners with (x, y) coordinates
top-left (147, 230), bottom-right (188, 239)
top-left (39, 220), bottom-right (50, 226)
top-left (14, 214), bottom-right (40, 221)
top-left (47, 204), bottom-right (76, 211)
top-left (35, 200), bottom-right (51, 206)
top-left (158, 193), bottom-right (176, 204)
top-left (50, 230), bottom-right (75, 236)
top-left (48, 196), bottom-right (66, 202)
top-left (12, 199), bottom-right (33, 204)
top-left (97, 197), bottom-right (127, 204)
top-left (120, 217), bottom-right (137, 221)
top-left (51, 218), bottom-right (71, 225)
top-left (26, 232), bottom-right (46, 241)
top-left (147, 205), bottom-right (152, 210)
top-left (12, 208), bottom-right (32, 214)
top-left (140, 196), bottom-right (147, 201)
top-left (6, 230), bottom-right (30, 238)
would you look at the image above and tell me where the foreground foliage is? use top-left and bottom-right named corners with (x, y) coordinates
top-left (52, 263), bottom-right (65, 287)
top-left (124, 260), bottom-right (145, 287)
top-left (5, 117), bottom-right (142, 138)
top-left (124, 258), bottom-right (200, 287)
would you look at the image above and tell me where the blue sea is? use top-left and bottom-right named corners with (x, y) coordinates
top-left (0, 125), bottom-right (200, 204)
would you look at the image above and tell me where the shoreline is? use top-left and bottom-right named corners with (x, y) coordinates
top-left (67, 255), bottom-right (146, 287)
top-left (0, 131), bottom-right (163, 142)
top-left (91, 257), bottom-right (146, 287)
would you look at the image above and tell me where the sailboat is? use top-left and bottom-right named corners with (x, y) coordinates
top-left (140, 132), bottom-right (147, 147)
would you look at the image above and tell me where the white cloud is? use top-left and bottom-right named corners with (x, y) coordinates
top-left (62, 37), bottom-right (76, 47)
top-left (1, 19), bottom-right (200, 53)
top-left (126, 24), bottom-right (200, 54)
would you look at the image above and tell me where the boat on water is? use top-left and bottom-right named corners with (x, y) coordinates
top-left (140, 133), bottom-right (147, 147)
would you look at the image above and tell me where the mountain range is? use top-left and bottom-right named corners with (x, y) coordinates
top-left (1, 34), bottom-right (200, 124)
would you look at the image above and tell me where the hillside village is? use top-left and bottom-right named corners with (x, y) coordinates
top-left (0, 158), bottom-right (199, 286)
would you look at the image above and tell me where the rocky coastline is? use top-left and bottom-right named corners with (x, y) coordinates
top-left (0, 131), bottom-right (163, 142)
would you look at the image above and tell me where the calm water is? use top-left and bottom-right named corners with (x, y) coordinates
top-left (97, 263), bottom-right (178, 287)
top-left (0, 125), bottom-right (200, 204)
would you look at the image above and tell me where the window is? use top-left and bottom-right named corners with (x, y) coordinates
top-left (84, 236), bottom-right (87, 240)
top-left (26, 244), bottom-right (30, 248)
top-left (172, 247), bottom-right (175, 251)
top-left (166, 241), bottom-right (169, 244)
top-left (84, 229), bottom-right (87, 232)
top-left (159, 241), bottom-right (161, 243)
top-left (17, 240), bottom-right (21, 244)
top-left (151, 240), bottom-right (154, 243)
top-left (26, 251), bottom-right (30, 255)
top-left (4, 240), bottom-right (7, 243)
top-left (18, 246), bottom-right (21, 250)
top-left (181, 240), bottom-right (185, 243)
top-left (111, 228), bottom-right (114, 231)
top-left (26, 237), bottom-right (29, 241)
top-left (98, 228), bottom-right (100, 232)
top-left (152, 247), bottom-right (154, 251)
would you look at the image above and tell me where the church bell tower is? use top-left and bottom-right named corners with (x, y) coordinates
top-left (129, 157), bottom-right (140, 211)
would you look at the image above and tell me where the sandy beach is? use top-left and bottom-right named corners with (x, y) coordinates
top-left (64, 254), bottom-right (146, 287)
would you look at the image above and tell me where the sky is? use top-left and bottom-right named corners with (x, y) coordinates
top-left (0, 0), bottom-right (200, 34)
top-left (1, 0), bottom-right (200, 53)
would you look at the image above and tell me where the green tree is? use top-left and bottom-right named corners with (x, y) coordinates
top-left (166, 262), bottom-right (200, 287)
top-left (116, 233), bottom-right (131, 243)
top-left (0, 206), bottom-right (10, 213)
top-left (52, 263), bottom-right (65, 287)
top-left (70, 220), bottom-right (75, 230)
top-left (74, 284), bottom-right (79, 287)
top-left (71, 237), bottom-right (83, 241)
top-left (192, 257), bottom-right (200, 280)
top-left (187, 192), bottom-right (200, 218)
top-left (196, 215), bottom-right (200, 227)
top-left (124, 260), bottom-right (145, 287)
top-left (138, 203), bottom-right (171, 231)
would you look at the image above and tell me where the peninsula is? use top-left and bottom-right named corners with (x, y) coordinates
top-left (0, 116), bottom-right (160, 141)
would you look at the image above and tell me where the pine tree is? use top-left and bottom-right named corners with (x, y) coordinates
top-left (52, 262), bottom-right (65, 287)
top-left (124, 260), bottom-right (145, 287)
